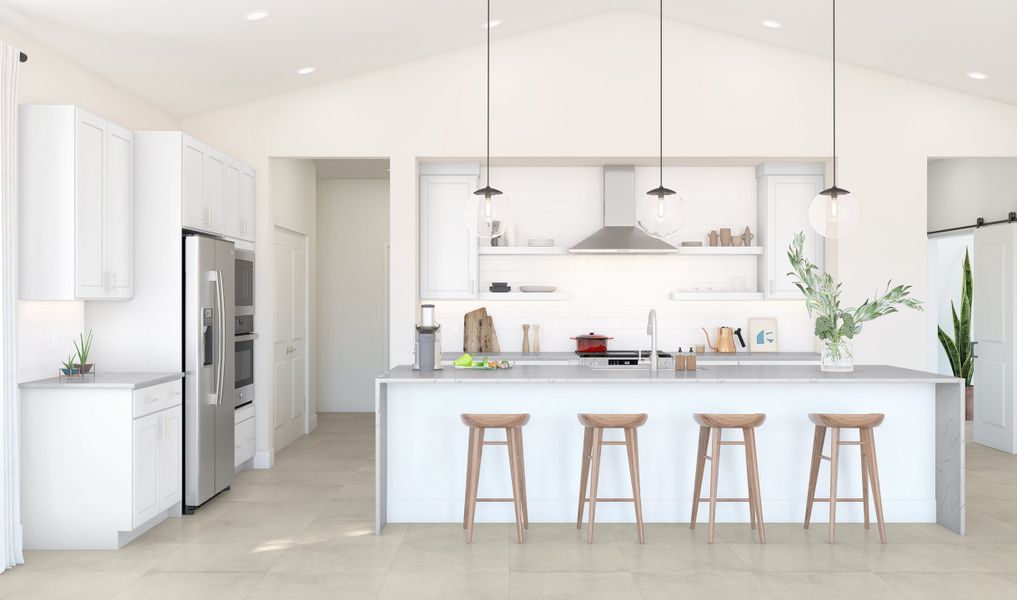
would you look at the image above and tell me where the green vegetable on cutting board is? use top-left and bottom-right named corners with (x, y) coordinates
top-left (453, 353), bottom-right (473, 367)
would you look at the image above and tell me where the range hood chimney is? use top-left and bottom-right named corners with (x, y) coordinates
top-left (569, 165), bottom-right (678, 254)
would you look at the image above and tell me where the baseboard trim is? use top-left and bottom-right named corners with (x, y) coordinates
top-left (308, 413), bottom-right (318, 432)
top-left (253, 448), bottom-right (275, 469)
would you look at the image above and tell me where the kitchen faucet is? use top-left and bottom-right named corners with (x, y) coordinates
top-left (647, 309), bottom-right (658, 375)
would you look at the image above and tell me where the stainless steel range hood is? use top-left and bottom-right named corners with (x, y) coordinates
top-left (569, 165), bottom-right (678, 254)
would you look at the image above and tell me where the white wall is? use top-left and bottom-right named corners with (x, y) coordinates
top-left (316, 178), bottom-right (389, 412)
top-left (928, 159), bottom-right (1017, 233)
top-left (180, 12), bottom-right (1017, 372)
top-left (927, 234), bottom-right (973, 376)
top-left (4, 24), bottom-right (178, 382)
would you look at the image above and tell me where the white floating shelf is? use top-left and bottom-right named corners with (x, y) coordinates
top-left (670, 292), bottom-right (765, 301)
top-left (478, 292), bottom-right (568, 301)
top-left (479, 246), bottom-right (569, 255)
top-left (676, 246), bottom-right (763, 255)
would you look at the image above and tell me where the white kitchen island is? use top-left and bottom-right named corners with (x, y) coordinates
top-left (375, 365), bottom-right (965, 536)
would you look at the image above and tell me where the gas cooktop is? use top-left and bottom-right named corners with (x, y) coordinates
top-left (575, 350), bottom-right (672, 358)
top-left (575, 350), bottom-right (675, 368)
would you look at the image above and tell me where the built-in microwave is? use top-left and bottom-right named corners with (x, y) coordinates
top-left (235, 250), bottom-right (254, 317)
top-left (235, 314), bottom-right (255, 409)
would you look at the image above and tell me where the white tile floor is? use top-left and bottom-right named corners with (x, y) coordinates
top-left (2, 415), bottom-right (1015, 599)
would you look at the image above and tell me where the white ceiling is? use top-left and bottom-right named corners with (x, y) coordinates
top-left (1, 0), bottom-right (1014, 117)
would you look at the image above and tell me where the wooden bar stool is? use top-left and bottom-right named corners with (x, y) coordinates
top-left (461, 413), bottom-right (530, 544)
top-left (805, 413), bottom-right (886, 544)
top-left (690, 413), bottom-right (766, 544)
top-left (576, 413), bottom-right (648, 544)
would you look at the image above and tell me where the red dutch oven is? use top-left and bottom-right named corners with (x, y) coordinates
top-left (571, 332), bottom-right (613, 353)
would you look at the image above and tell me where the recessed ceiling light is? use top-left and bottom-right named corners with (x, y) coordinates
top-left (761, 19), bottom-right (783, 29)
top-left (243, 9), bottom-right (270, 21)
top-left (296, 66), bottom-right (316, 75)
top-left (966, 71), bottom-right (989, 80)
top-left (482, 19), bottom-right (502, 29)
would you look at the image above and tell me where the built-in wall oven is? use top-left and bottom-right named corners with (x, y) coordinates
top-left (234, 249), bottom-right (255, 409)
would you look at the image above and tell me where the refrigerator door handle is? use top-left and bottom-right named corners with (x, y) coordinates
top-left (207, 270), bottom-right (219, 405)
top-left (216, 270), bottom-right (227, 406)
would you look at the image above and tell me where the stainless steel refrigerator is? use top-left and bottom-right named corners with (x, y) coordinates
top-left (184, 234), bottom-right (235, 512)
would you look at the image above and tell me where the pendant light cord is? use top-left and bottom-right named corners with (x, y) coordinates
top-left (832, 0), bottom-right (837, 185)
top-left (659, 0), bottom-right (663, 188)
top-left (486, 0), bottom-right (491, 189)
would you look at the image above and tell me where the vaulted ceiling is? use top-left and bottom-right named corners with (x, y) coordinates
top-left (0, 0), bottom-right (1013, 117)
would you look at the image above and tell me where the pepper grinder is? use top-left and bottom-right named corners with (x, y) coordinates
top-left (522, 324), bottom-right (530, 353)
top-left (533, 325), bottom-right (541, 353)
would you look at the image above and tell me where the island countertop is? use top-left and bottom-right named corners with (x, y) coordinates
top-left (380, 364), bottom-right (958, 384)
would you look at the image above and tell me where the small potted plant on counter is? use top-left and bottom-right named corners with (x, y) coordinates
top-left (788, 232), bottom-right (923, 372)
top-left (60, 354), bottom-right (79, 377)
top-left (937, 248), bottom-right (974, 420)
top-left (73, 329), bottom-right (94, 374)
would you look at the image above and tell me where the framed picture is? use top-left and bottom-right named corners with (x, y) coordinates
top-left (748, 318), bottom-right (778, 352)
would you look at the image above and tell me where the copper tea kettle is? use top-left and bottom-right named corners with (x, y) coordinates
top-left (702, 327), bottom-right (746, 353)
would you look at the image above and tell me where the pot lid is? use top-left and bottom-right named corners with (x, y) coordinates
top-left (573, 332), bottom-right (611, 340)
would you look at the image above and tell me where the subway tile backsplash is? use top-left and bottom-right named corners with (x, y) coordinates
top-left (17, 301), bottom-right (85, 382)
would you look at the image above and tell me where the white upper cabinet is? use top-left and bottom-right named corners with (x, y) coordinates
top-left (20, 105), bottom-right (133, 300)
top-left (419, 171), bottom-right (479, 299)
top-left (756, 163), bottom-right (825, 299)
top-left (180, 135), bottom-right (254, 242)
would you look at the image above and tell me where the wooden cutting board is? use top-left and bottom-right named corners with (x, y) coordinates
top-left (463, 307), bottom-right (487, 353)
top-left (481, 316), bottom-right (500, 353)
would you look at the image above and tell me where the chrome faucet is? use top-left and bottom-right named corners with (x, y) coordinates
top-left (647, 309), bottom-right (658, 375)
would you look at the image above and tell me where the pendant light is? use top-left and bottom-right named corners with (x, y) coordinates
top-left (808, 0), bottom-right (859, 239)
top-left (465, 0), bottom-right (510, 240)
top-left (637, 0), bottom-right (684, 240)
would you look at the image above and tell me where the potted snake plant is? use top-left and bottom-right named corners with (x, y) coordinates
top-left (937, 248), bottom-right (974, 420)
top-left (787, 232), bottom-right (923, 372)
top-left (73, 329), bottom-right (94, 374)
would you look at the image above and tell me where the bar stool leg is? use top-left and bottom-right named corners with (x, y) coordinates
top-left (863, 428), bottom-right (887, 543)
top-left (505, 427), bottom-right (525, 544)
top-left (463, 426), bottom-right (476, 529)
top-left (804, 425), bottom-right (826, 529)
top-left (708, 427), bottom-right (722, 544)
top-left (513, 427), bottom-right (529, 529)
top-left (828, 427), bottom-right (840, 544)
top-left (586, 427), bottom-right (604, 544)
top-left (576, 427), bottom-right (593, 529)
top-left (860, 430), bottom-right (871, 530)
top-left (747, 427), bottom-right (765, 544)
top-left (624, 427), bottom-right (645, 544)
top-left (742, 427), bottom-right (756, 531)
top-left (466, 427), bottom-right (485, 544)
top-left (690, 426), bottom-right (709, 529)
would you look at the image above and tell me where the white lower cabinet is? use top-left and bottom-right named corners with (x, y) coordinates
top-left (235, 403), bottom-right (256, 468)
top-left (20, 377), bottom-right (183, 549)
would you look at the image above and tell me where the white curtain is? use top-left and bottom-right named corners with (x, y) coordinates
top-left (0, 41), bottom-right (23, 573)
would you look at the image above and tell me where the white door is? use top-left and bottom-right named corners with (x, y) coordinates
top-left (74, 109), bottom-right (107, 299)
top-left (156, 406), bottom-right (182, 511)
top-left (204, 150), bottom-right (226, 234)
top-left (419, 174), bottom-right (479, 299)
top-left (764, 174), bottom-right (824, 299)
top-left (181, 137), bottom-right (206, 230)
top-left (224, 160), bottom-right (242, 239)
top-left (973, 224), bottom-right (1017, 453)
top-left (106, 123), bottom-right (133, 298)
top-left (239, 166), bottom-right (256, 241)
top-left (274, 228), bottom-right (307, 451)
top-left (132, 412), bottom-right (160, 527)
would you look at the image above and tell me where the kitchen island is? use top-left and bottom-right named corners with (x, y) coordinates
top-left (375, 365), bottom-right (964, 535)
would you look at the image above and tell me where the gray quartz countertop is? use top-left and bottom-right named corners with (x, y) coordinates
top-left (381, 364), bottom-right (958, 384)
top-left (20, 372), bottom-right (184, 390)
top-left (441, 351), bottom-right (819, 363)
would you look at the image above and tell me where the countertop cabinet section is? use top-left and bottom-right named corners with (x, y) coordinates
top-left (19, 105), bottom-right (134, 300)
top-left (419, 174), bottom-right (479, 299)
top-left (757, 164), bottom-right (825, 299)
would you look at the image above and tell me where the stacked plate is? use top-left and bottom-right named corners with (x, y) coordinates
top-left (527, 238), bottom-right (555, 247)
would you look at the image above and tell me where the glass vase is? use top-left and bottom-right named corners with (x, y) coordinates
top-left (821, 338), bottom-right (854, 372)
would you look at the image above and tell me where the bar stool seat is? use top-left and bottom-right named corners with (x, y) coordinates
top-left (462, 413), bottom-right (530, 544)
top-left (805, 412), bottom-right (887, 544)
top-left (576, 413), bottom-right (647, 544)
top-left (690, 413), bottom-right (766, 544)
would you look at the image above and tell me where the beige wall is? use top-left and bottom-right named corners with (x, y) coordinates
top-left (177, 11), bottom-right (1017, 374)
top-left (316, 178), bottom-right (389, 412)
top-left (5, 24), bottom-right (177, 382)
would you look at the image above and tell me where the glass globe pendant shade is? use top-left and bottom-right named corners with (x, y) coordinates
top-left (465, 186), bottom-right (512, 240)
top-left (808, 186), bottom-right (859, 239)
top-left (637, 186), bottom-right (685, 241)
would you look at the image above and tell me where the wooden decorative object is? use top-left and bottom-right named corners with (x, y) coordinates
top-left (742, 226), bottom-right (754, 247)
top-left (464, 307), bottom-right (487, 353)
top-left (480, 316), bottom-right (500, 353)
top-left (522, 324), bottom-right (530, 353)
top-left (719, 228), bottom-right (732, 247)
top-left (532, 325), bottom-right (541, 353)
top-left (708, 231), bottom-right (719, 246)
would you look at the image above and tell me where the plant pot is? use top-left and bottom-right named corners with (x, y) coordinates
top-left (965, 386), bottom-right (974, 421)
top-left (820, 338), bottom-right (854, 373)
top-left (74, 363), bottom-right (94, 374)
top-left (60, 368), bottom-right (79, 376)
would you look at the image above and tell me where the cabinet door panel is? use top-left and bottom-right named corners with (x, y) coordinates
top-left (74, 110), bottom-right (106, 298)
top-left (157, 406), bottom-right (182, 511)
top-left (182, 139), bottom-right (206, 230)
top-left (224, 160), bottom-right (242, 239)
top-left (106, 124), bottom-right (133, 297)
top-left (240, 166), bottom-right (256, 241)
top-left (765, 175), bottom-right (824, 299)
top-left (132, 412), bottom-right (160, 527)
top-left (204, 151), bottom-right (226, 234)
top-left (419, 175), bottom-right (478, 299)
